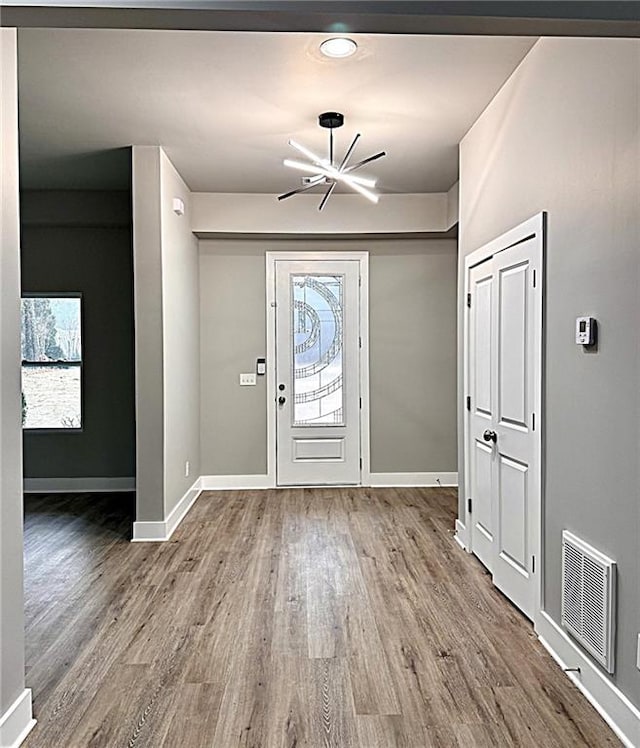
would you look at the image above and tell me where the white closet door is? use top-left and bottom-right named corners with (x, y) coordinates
top-left (466, 225), bottom-right (542, 622)
top-left (468, 259), bottom-right (496, 571)
top-left (491, 238), bottom-right (540, 620)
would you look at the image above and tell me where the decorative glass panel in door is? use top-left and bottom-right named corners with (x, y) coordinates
top-left (292, 274), bottom-right (344, 427)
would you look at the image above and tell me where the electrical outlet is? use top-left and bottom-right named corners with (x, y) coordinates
top-left (185, 460), bottom-right (190, 478)
top-left (239, 373), bottom-right (256, 386)
top-left (637, 634), bottom-right (640, 670)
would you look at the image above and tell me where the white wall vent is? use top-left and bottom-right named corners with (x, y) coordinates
top-left (561, 530), bottom-right (616, 673)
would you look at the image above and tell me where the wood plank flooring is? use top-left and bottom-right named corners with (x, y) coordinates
top-left (23, 488), bottom-right (620, 747)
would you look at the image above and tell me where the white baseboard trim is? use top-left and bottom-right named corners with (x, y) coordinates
top-left (200, 474), bottom-right (273, 491)
top-left (0, 689), bottom-right (36, 748)
top-left (23, 476), bottom-right (135, 493)
top-left (537, 611), bottom-right (640, 748)
top-left (132, 478), bottom-right (201, 542)
top-left (199, 473), bottom-right (459, 491)
top-left (454, 518), bottom-right (469, 551)
top-left (369, 472), bottom-right (458, 487)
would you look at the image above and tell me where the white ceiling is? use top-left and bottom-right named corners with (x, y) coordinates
top-left (17, 29), bottom-right (536, 193)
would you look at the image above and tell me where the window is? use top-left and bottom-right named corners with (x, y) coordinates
top-left (21, 295), bottom-right (82, 430)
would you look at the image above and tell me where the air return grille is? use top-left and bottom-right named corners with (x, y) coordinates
top-left (561, 531), bottom-right (616, 673)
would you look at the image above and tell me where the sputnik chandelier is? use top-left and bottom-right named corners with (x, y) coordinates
top-left (278, 111), bottom-right (386, 211)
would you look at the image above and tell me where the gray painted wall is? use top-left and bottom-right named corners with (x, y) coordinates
top-left (159, 151), bottom-right (200, 515)
top-left (1, 26), bottom-right (27, 720)
top-left (132, 146), bottom-right (200, 521)
top-left (200, 243), bottom-right (267, 476)
top-left (132, 147), bottom-right (165, 522)
top-left (458, 38), bottom-right (640, 707)
top-left (370, 242), bottom-right (458, 473)
top-left (199, 238), bottom-right (458, 476)
top-left (20, 190), bottom-right (135, 480)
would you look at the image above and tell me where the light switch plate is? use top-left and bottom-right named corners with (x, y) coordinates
top-left (240, 373), bottom-right (256, 386)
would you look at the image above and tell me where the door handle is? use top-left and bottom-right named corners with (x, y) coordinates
top-left (483, 429), bottom-right (497, 443)
top-left (278, 396), bottom-right (286, 405)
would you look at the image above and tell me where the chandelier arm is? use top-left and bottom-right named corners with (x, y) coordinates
top-left (283, 159), bottom-right (379, 203)
top-left (318, 182), bottom-right (337, 212)
top-left (343, 173), bottom-right (376, 188)
top-left (338, 133), bottom-right (361, 171)
top-left (284, 158), bottom-right (374, 187)
top-left (284, 159), bottom-right (336, 179)
top-left (289, 139), bottom-right (327, 167)
top-left (277, 176), bottom-right (325, 201)
top-left (343, 177), bottom-right (379, 204)
top-left (343, 151), bottom-right (387, 173)
top-left (332, 170), bottom-right (378, 199)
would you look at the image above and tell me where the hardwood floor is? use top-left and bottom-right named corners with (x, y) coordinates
top-left (23, 488), bottom-right (620, 747)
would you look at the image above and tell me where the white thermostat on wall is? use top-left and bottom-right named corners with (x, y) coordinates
top-left (576, 316), bottom-right (596, 346)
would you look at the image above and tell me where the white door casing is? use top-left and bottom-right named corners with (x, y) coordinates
top-left (269, 254), bottom-right (368, 486)
top-left (462, 213), bottom-right (544, 623)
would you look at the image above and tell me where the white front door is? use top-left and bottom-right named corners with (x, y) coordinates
top-left (275, 259), bottom-right (361, 486)
top-left (467, 228), bottom-right (542, 621)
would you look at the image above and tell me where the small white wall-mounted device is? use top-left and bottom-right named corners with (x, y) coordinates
top-left (172, 197), bottom-right (185, 216)
top-left (256, 358), bottom-right (266, 376)
top-left (239, 373), bottom-right (256, 386)
top-left (576, 316), bottom-right (596, 346)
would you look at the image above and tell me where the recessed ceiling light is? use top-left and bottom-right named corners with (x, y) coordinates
top-left (320, 38), bottom-right (357, 59)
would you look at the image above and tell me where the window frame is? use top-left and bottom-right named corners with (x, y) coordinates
top-left (21, 292), bottom-right (85, 433)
